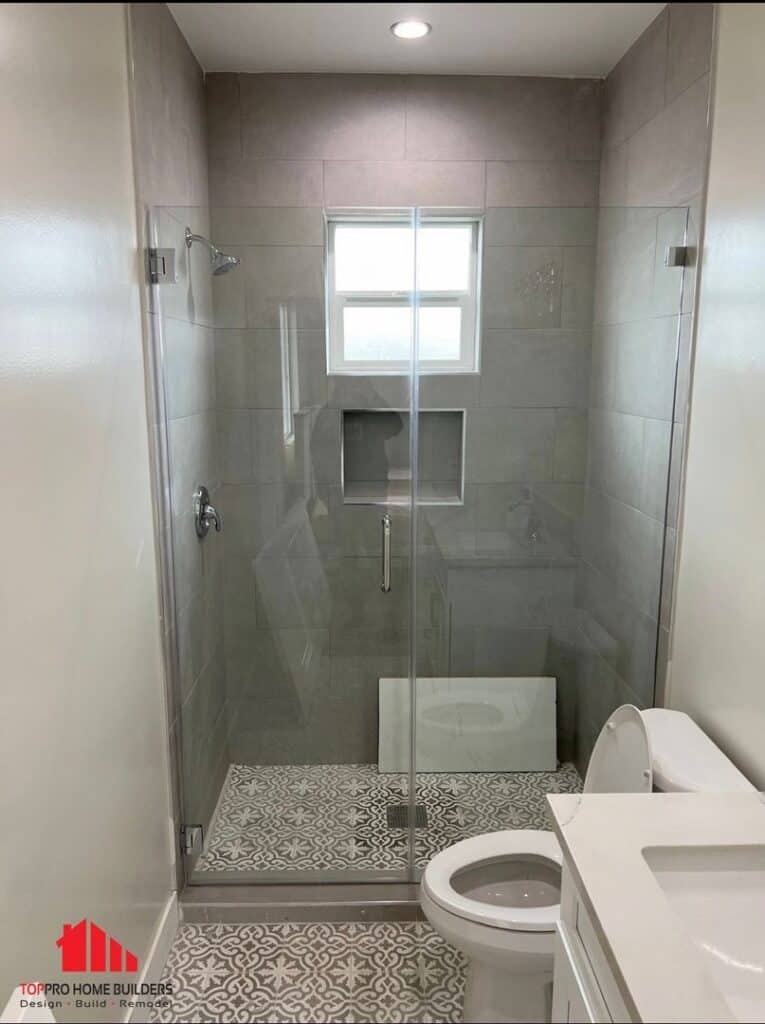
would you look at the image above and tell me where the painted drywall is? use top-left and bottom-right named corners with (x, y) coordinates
top-left (669, 3), bottom-right (765, 789)
top-left (0, 3), bottom-right (173, 1014)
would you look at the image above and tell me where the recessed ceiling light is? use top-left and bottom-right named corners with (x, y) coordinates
top-left (390, 20), bottom-right (431, 40)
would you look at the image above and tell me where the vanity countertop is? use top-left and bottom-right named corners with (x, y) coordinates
top-left (546, 791), bottom-right (765, 1023)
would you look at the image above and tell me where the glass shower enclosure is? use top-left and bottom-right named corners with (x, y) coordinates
top-left (150, 200), bottom-right (690, 885)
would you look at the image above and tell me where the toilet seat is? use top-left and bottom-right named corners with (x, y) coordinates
top-left (421, 830), bottom-right (562, 932)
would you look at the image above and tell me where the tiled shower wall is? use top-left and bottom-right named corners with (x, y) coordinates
top-left (572, 3), bottom-right (714, 770)
top-left (206, 72), bottom-right (601, 764)
top-left (129, 3), bottom-right (229, 832)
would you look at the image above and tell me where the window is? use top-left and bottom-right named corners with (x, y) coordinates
top-left (326, 214), bottom-right (481, 374)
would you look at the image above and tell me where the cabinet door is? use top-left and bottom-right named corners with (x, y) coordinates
top-left (552, 926), bottom-right (611, 1023)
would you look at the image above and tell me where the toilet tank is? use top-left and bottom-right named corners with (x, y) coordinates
top-left (641, 708), bottom-right (755, 793)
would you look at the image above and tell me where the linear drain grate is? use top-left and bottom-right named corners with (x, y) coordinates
top-left (386, 804), bottom-right (428, 829)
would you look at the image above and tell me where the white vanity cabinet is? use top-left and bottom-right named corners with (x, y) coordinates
top-left (552, 866), bottom-right (634, 1024)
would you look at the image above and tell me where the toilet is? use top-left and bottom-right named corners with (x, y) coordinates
top-left (420, 705), bottom-right (754, 1024)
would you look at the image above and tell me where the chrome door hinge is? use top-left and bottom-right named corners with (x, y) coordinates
top-left (180, 824), bottom-right (203, 856)
top-left (148, 247), bottom-right (177, 284)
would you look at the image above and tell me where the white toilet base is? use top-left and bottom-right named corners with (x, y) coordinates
top-left (464, 960), bottom-right (552, 1023)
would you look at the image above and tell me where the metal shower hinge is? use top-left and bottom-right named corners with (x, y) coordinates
top-left (664, 245), bottom-right (688, 268)
top-left (180, 824), bottom-right (203, 856)
top-left (149, 247), bottom-right (177, 284)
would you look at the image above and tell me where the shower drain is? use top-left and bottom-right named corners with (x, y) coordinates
top-left (386, 804), bottom-right (428, 829)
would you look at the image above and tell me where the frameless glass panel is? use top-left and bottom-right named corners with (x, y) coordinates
top-left (153, 205), bottom-right (417, 884)
top-left (412, 205), bottom-right (689, 875)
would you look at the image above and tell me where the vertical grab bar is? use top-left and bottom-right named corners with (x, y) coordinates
top-left (381, 513), bottom-right (392, 592)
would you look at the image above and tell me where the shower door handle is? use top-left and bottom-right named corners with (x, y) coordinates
top-left (381, 514), bottom-right (392, 592)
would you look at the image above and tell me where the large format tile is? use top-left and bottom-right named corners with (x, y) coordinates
top-left (479, 330), bottom-right (590, 409)
top-left (244, 245), bottom-right (325, 329)
top-left (625, 74), bottom-right (710, 207)
top-left (211, 206), bottom-right (324, 246)
top-left (482, 245), bottom-right (563, 329)
top-left (553, 409), bottom-right (588, 483)
top-left (486, 162), bottom-right (599, 208)
top-left (323, 160), bottom-right (485, 208)
top-left (484, 208), bottom-right (597, 246)
top-left (163, 319), bottom-right (215, 419)
top-left (568, 79), bottom-right (603, 161)
top-left (465, 408), bottom-right (556, 483)
top-left (405, 76), bottom-right (572, 161)
top-left (216, 328), bottom-right (327, 410)
top-left (602, 7), bottom-right (669, 149)
top-left (666, 3), bottom-right (714, 104)
top-left (240, 74), bottom-right (407, 160)
top-left (206, 72), bottom-right (241, 164)
top-left (450, 625), bottom-right (549, 676)
top-left (209, 156), bottom-right (323, 207)
top-left (580, 488), bottom-right (664, 619)
top-left (576, 561), bottom-right (658, 708)
top-left (590, 317), bottom-right (679, 421)
top-left (586, 409), bottom-right (645, 509)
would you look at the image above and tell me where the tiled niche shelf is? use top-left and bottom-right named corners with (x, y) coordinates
top-left (342, 409), bottom-right (464, 506)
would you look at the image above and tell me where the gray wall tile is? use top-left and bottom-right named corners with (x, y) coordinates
top-left (323, 160), bottom-right (485, 208)
top-left (479, 330), bottom-right (590, 409)
top-left (625, 74), bottom-right (710, 207)
top-left (482, 245), bottom-right (563, 329)
top-left (465, 408), bottom-right (556, 483)
top-left (666, 3), bottom-right (714, 103)
top-left (240, 74), bottom-right (407, 160)
top-left (486, 162), bottom-right (599, 207)
top-left (405, 76), bottom-right (573, 161)
top-left (484, 208), bottom-right (597, 246)
top-left (244, 245), bottom-right (324, 329)
top-left (211, 206), bottom-right (324, 246)
top-left (209, 157), bottom-right (323, 207)
top-left (602, 7), bottom-right (669, 149)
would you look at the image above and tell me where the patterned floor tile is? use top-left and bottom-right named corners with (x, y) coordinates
top-left (196, 762), bottom-right (581, 873)
top-left (152, 922), bottom-right (466, 1024)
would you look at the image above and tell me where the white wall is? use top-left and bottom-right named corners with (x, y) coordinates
top-left (669, 3), bottom-right (765, 788)
top-left (0, 3), bottom-right (174, 1013)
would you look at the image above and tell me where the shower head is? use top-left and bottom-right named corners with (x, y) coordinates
top-left (185, 227), bottom-right (241, 276)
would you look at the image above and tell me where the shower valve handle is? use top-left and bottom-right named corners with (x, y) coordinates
top-left (194, 485), bottom-right (223, 538)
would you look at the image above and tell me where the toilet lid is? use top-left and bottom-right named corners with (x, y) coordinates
top-left (583, 704), bottom-right (653, 794)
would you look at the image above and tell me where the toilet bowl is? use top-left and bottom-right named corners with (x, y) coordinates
top-left (420, 704), bottom-right (753, 1023)
top-left (421, 830), bottom-right (561, 1023)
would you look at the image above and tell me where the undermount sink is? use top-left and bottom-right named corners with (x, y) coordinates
top-left (644, 845), bottom-right (765, 1022)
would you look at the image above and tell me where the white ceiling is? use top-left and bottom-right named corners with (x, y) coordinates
top-left (169, 3), bottom-right (665, 78)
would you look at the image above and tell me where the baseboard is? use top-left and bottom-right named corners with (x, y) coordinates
top-left (125, 892), bottom-right (179, 1024)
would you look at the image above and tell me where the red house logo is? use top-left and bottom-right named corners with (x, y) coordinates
top-left (56, 920), bottom-right (139, 973)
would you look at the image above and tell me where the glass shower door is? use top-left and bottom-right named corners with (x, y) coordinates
top-left (153, 204), bottom-right (421, 883)
top-left (410, 202), bottom-right (690, 873)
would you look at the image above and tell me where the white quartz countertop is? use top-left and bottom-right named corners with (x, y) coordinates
top-left (546, 792), bottom-right (765, 1023)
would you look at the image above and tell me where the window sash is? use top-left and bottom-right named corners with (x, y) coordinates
top-left (326, 216), bottom-right (481, 375)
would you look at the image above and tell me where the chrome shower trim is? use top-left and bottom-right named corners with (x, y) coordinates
top-left (185, 226), bottom-right (241, 275)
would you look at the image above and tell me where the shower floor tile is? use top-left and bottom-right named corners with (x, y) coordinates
top-left (152, 921), bottom-right (466, 1024)
top-left (195, 762), bottom-right (581, 874)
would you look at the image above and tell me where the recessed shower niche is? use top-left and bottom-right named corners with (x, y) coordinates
top-left (342, 409), bottom-right (464, 505)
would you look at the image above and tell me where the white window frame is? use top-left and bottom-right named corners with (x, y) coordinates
top-left (326, 213), bottom-right (482, 375)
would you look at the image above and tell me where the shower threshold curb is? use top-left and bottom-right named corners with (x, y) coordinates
top-left (180, 883), bottom-right (424, 923)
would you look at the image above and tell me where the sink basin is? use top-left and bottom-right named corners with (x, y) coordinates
top-left (644, 845), bottom-right (765, 1022)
